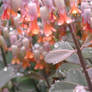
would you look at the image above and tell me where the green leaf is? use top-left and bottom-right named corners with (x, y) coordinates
top-left (65, 69), bottom-right (87, 86)
top-left (50, 41), bottom-right (80, 64)
top-left (45, 49), bottom-right (74, 64)
top-left (0, 67), bottom-right (16, 88)
top-left (16, 77), bottom-right (38, 92)
top-left (27, 71), bottom-right (45, 80)
top-left (57, 63), bottom-right (81, 74)
top-left (49, 81), bottom-right (76, 92)
top-left (82, 47), bottom-right (92, 59)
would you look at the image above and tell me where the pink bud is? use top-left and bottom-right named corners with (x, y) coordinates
top-left (11, 0), bottom-right (22, 12)
top-left (44, 0), bottom-right (55, 11)
top-left (40, 6), bottom-right (49, 23)
top-left (3, 27), bottom-right (9, 38)
top-left (19, 46), bottom-right (26, 58)
top-left (22, 38), bottom-right (29, 49)
top-left (28, 2), bottom-right (38, 20)
top-left (11, 45), bottom-right (18, 56)
top-left (82, 8), bottom-right (91, 23)
top-left (9, 33), bottom-right (17, 45)
top-left (33, 49), bottom-right (40, 60)
top-left (81, 2), bottom-right (90, 12)
top-left (54, 0), bottom-right (65, 10)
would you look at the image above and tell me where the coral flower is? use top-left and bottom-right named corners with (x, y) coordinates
top-left (29, 19), bottom-right (39, 36)
top-left (58, 12), bottom-right (72, 25)
top-left (17, 27), bottom-right (23, 34)
top-left (12, 57), bottom-right (20, 64)
top-left (69, 5), bottom-right (81, 15)
top-left (27, 2), bottom-right (39, 35)
top-left (34, 63), bottom-right (44, 70)
top-left (24, 51), bottom-right (34, 60)
top-left (44, 23), bottom-right (56, 36)
top-left (1, 8), bottom-right (10, 20)
top-left (1, 8), bottom-right (17, 20)
top-left (69, 0), bottom-right (81, 15)
top-left (22, 60), bottom-right (30, 69)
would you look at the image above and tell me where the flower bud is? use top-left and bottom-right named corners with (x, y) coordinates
top-left (44, 0), bottom-right (55, 10)
top-left (9, 32), bottom-right (17, 44)
top-left (22, 38), bottom-right (29, 49)
top-left (43, 42), bottom-right (50, 52)
top-left (73, 85), bottom-right (86, 92)
top-left (20, 46), bottom-right (26, 58)
top-left (11, 0), bottom-right (22, 12)
top-left (82, 8), bottom-right (91, 24)
top-left (40, 6), bottom-right (49, 21)
top-left (3, 27), bottom-right (9, 38)
top-left (34, 43), bottom-right (40, 49)
top-left (81, 2), bottom-right (90, 11)
top-left (33, 49), bottom-right (40, 60)
top-left (54, 0), bottom-right (65, 9)
top-left (28, 2), bottom-right (38, 20)
top-left (11, 45), bottom-right (18, 56)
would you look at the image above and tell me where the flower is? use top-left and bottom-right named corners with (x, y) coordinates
top-left (34, 62), bottom-right (44, 70)
top-left (22, 59), bottom-right (30, 69)
top-left (12, 57), bottom-right (20, 64)
top-left (29, 19), bottom-right (39, 35)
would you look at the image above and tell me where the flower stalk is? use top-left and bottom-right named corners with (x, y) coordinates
top-left (68, 24), bottom-right (92, 92)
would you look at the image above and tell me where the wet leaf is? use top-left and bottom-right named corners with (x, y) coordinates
top-left (45, 49), bottom-right (74, 64)
top-left (0, 67), bottom-right (16, 88)
top-left (65, 69), bottom-right (87, 86)
top-left (49, 81), bottom-right (76, 92)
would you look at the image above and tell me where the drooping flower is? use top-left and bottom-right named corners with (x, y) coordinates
top-left (54, 0), bottom-right (72, 25)
top-left (43, 0), bottom-right (56, 22)
top-left (28, 2), bottom-right (39, 35)
top-left (69, 0), bottom-right (81, 15)
top-left (24, 50), bottom-right (34, 60)
top-left (22, 59), bottom-right (30, 69)
top-left (81, 2), bottom-right (92, 32)
top-left (34, 62), bottom-right (44, 70)
top-left (29, 19), bottom-right (39, 36)
top-left (40, 6), bottom-right (56, 36)
top-left (12, 57), bottom-right (20, 64)
top-left (1, 9), bottom-right (9, 20)
top-left (43, 0), bottom-right (55, 12)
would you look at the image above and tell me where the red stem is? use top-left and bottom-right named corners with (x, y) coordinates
top-left (69, 24), bottom-right (92, 92)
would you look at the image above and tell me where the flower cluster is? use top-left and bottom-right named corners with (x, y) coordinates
top-left (0, 0), bottom-right (91, 69)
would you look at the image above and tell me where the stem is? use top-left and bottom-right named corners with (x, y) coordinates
top-left (31, 79), bottom-right (41, 92)
top-left (68, 24), bottom-right (92, 92)
top-left (42, 69), bottom-right (50, 88)
top-left (1, 47), bottom-right (7, 67)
